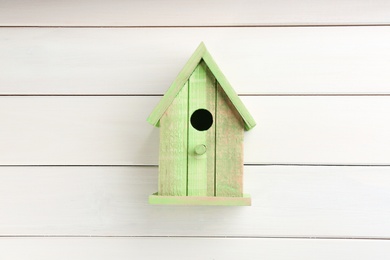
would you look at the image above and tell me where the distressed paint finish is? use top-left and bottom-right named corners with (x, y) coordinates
top-left (148, 43), bottom-right (255, 205)
top-left (216, 83), bottom-right (244, 197)
top-left (187, 61), bottom-right (216, 196)
top-left (158, 83), bottom-right (188, 196)
top-left (149, 193), bottom-right (251, 206)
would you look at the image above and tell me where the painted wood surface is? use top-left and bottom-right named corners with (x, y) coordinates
top-left (2, 27), bottom-right (390, 94)
top-left (187, 62), bottom-right (216, 196)
top-left (1, 166), bottom-right (390, 237)
top-left (147, 42), bottom-right (255, 130)
top-left (151, 49), bottom-right (252, 204)
top-left (216, 83), bottom-right (244, 197)
top-left (1, 0), bottom-right (389, 26)
top-left (2, 1), bottom-right (389, 258)
top-left (1, 238), bottom-right (389, 260)
top-left (149, 194), bottom-right (251, 206)
top-left (1, 96), bottom-right (390, 166)
top-left (158, 83), bottom-right (188, 196)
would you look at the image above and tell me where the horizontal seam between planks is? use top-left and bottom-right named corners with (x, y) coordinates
top-left (1, 164), bottom-right (390, 167)
top-left (0, 94), bottom-right (164, 97)
top-left (0, 165), bottom-right (159, 167)
top-left (0, 24), bottom-right (390, 28)
top-left (1, 235), bottom-right (390, 240)
top-left (3, 94), bottom-right (390, 97)
top-left (245, 164), bottom-right (390, 167)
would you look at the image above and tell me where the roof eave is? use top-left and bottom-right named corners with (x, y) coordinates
top-left (202, 49), bottom-right (256, 131)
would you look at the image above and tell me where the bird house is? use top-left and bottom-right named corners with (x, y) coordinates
top-left (147, 43), bottom-right (256, 206)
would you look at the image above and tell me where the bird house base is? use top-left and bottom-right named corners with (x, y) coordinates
top-left (149, 193), bottom-right (251, 206)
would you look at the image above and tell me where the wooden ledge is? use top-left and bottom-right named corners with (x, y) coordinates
top-left (149, 193), bottom-right (251, 206)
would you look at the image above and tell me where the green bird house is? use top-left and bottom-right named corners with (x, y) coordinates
top-left (147, 42), bottom-right (256, 206)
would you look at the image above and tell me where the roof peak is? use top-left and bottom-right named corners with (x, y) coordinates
top-left (147, 42), bottom-right (256, 131)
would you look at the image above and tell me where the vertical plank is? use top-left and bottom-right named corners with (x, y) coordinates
top-left (216, 83), bottom-right (244, 197)
top-left (188, 61), bottom-right (216, 196)
top-left (158, 83), bottom-right (188, 196)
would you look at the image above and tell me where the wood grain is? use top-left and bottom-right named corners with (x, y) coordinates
top-left (1, 27), bottom-right (390, 94)
top-left (158, 83), bottom-right (188, 196)
top-left (0, 0), bottom-right (389, 26)
top-left (1, 96), bottom-right (390, 165)
top-left (215, 83), bottom-right (244, 197)
top-left (1, 166), bottom-right (390, 237)
top-left (187, 62), bottom-right (216, 196)
top-left (1, 237), bottom-right (389, 260)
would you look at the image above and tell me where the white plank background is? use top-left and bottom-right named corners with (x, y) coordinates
top-left (0, 0), bottom-right (390, 26)
top-left (1, 238), bottom-right (389, 260)
top-left (1, 1), bottom-right (390, 259)
top-left (1, 27), bottom-right (390, 94)
top-left (1, 96), bottom-right (390, 165)
top-left (1, 166), bottom-right (390, 237)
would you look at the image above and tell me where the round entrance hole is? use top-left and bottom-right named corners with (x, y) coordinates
top-left (190, 109), bottom-right (213, 131)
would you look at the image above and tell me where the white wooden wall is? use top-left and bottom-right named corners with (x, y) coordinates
top-left (1, 1), bottom-right (390, 258)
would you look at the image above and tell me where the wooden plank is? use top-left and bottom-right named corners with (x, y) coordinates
top-left (1, 27), bottom-right (390, 94)
top-left (187, 62), bottom-right (216, 196)
top-left (149, 194), bottom-right (251, 206)
top-left (1, 237), bottom-right (390, 260)
top-left (158, 83), bottom-right (188, 196)
top-left (2, 96), bottom-right (390, 165)
top-left (0, 0), bottom-right (389, 26)
top-left (1, 166), bottom-right (390, 237)
top-left (0, 96), bottom-right (159, 165)
top-left (215, 83), bottom-right (244, 197)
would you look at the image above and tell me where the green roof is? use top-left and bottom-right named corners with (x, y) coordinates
top-left (147, 42), bottom-right (256, 131)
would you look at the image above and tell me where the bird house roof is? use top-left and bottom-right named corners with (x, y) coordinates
top-left (147, 42), bottom-right (256, 131)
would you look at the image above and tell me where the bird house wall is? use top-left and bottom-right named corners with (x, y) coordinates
top-left (1, 1), bottom-right (390, 259)
top-left (215, 83), bottom-right (245, 197)
top-left (187, 61), bottom-right (216, 196)
top-left (158, 83), bottom-right (188, 196)
top-left (158, 61), bottom-right (245, 198)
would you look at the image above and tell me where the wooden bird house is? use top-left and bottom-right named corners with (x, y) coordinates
top-left (147, 42), bottom-right (256, 206)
